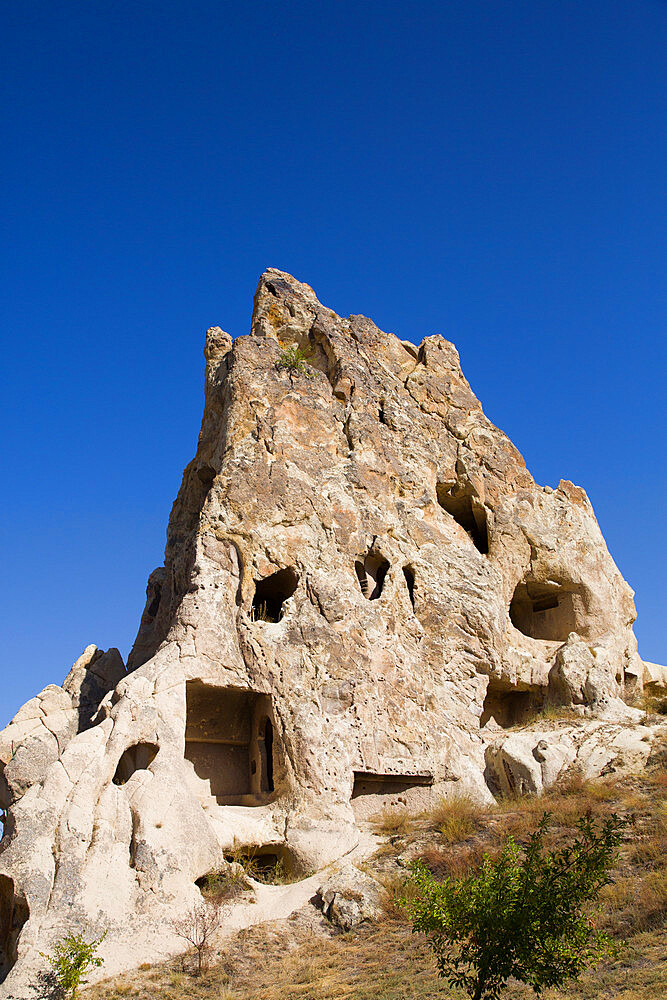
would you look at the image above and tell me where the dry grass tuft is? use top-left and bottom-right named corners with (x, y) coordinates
top-left (427, 794), bottom-right (484, 844)
top-left (371, 805), bottom-right (413, 838)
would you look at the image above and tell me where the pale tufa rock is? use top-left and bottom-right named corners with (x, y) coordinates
top-left (0, 270), bottom-right (662, 996)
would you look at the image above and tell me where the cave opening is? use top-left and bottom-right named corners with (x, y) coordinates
top-left (480, 682), bottom-right (541, 729)
top-left (219, 842), bottom-right (299, 883)
top-left (351, 771), bottom-right (434, 821)
top-left (113, 743), bottom-right (159, 786)
top-left (0, 765), bottom-right (9, 842)
top-left (351, 771), bottom-right (433, 798)
top-left (0, 876), bottom-right (28, 984)
top-left (355, 553), bottom-right (390, 600)
top-left (510, 579), bottom-right (587, 642)
top-left (197, 465), bottom-right (216, 488)
top-left (436, 483), bottom-right (489, 554)
top-left (146, 586), bottom-right (161, 618)
top-left (184, 682), bottom-right (276, 805)
top-left (252, 567), bottom-right (299, 623)
top-left (402, 566), bottom-right (415, 608)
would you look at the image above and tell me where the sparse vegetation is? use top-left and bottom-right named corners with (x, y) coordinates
top-left (405, 812), bottom-right (627, 1000)
top-left (639, 692), bottom-right (667, 716)
top-left (223, 845), bottom-right (301, 885)
top-left (276, 345), bottom-right (314, 376)
top-left (87, 738), bottom-right (667, 1000)
top-left (372, 805), bottom-right (414, 838)
top-left (41, 931), bottom-right (106, 999)
top-left (199, 866), bottom-right (250, 905)
top-left (250, 599), bottom-right (272, 623)
top-left (428, 794), bottom-right (484, 844)
top-left (171, 901), bottom-right (222, 976)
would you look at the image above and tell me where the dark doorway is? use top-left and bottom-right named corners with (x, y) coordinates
top-left (259, 717), bottom-right (274, 793)
top-left (0, 876), bottom-right (28, 984)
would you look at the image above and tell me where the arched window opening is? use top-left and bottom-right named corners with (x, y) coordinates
top-left (509, 579), bottom-right (588, 642)
top-left (113, 743), bottom-right (159, 786)
top-left (355, 553), bottom-right (390, 600)
top-left (436, 483), bottom-right (489, 554)
top-left (252, 567), bottom-right (299, 623)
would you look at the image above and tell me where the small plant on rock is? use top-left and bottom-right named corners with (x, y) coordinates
top-left (276, 345), bottom-right (314, 376)
top-left (404, 811), bottom-right (627, 1000)
top-left (40, 931), bottom-right (106, 999)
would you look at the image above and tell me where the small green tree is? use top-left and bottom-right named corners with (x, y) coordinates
top-left (405, 812), bottom-right (626, 1000)
top-left (276, 345), bottom-right (314, 376)
top-left (40, 931), bottom-right (106, 999)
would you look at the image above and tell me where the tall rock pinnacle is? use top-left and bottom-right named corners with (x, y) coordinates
top-left (0, 271), bottom-right (657, 995)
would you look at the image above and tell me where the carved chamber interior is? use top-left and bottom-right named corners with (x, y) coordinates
top-left (510, 579), bottom-right (590, 642)
top-left (351, 771), bottom-right (433, 820)
top-left (184, 682), bottom-right (276, 805)
top-left (480, 681), bottom-right (543, 729)
top-left (0, 876), bottom-right (28, 984)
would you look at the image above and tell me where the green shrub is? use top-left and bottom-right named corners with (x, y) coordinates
top-left (403, 812), bottom-right (626, 1000)
top-left (40, 931), bottom-right (106, 999)
top-left (276, 345), bottom-right (314, 376)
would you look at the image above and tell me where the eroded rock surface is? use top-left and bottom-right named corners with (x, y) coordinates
top-left (0, 270), bottom-right (660, 996)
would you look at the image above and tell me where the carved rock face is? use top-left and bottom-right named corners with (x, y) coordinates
top-left (0, 270), bottom-right (654, 995)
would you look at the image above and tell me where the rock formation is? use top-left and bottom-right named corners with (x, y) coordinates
top-left (0, 270), bottom-right (662, 996)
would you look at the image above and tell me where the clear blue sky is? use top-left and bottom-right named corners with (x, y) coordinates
top-left (1, 1), bottom-right (665, 727)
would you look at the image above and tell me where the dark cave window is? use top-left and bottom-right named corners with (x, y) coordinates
top-left (402, 566), bottom-right (415, 608)
top-left (113, 743), bottom-right (159, 786)
top-left (355, 554), bottom-right (390, 600)
top-left (0, 875), bottom-right (29, 983)
top-left (252, 567), bottom-right (299, 623)
top-left (436, 483), bottom-right (489, 554)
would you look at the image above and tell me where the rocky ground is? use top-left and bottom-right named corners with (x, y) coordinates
top-left (86, 722), bottom-right (666, 1000)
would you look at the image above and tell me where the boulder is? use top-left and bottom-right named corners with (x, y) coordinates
top-left (317, 864), bottom-right (383, 930)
